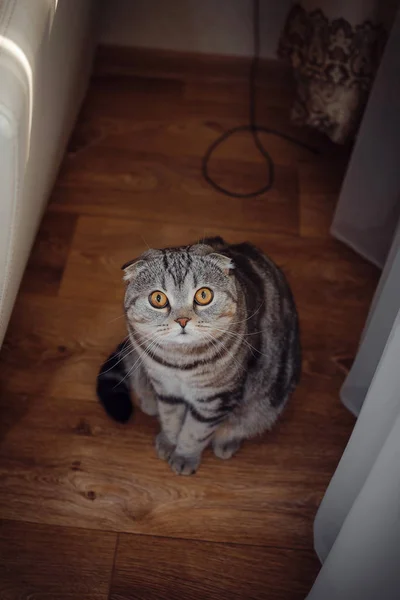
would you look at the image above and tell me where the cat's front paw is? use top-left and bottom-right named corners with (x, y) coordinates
top-left (168, 451), bottom-right (201, 476)
top-left (213, 439), bottom-right (241, 460)
top-left (155, 432), bottom-right (175, 461)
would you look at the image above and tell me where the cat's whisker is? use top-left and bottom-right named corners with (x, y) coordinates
top-left (117, 331), bottom-right (155, 359)
top-left (100, 348), bottom-right (135, 376)
top-left (104, 337), bottom-right (130, 361)
top-left (215, 329), bottom-right (258, 357)
top-left (228, 301), bottom-right (265, 325)
top-left (148, 338), bottom-right (161, 362)
top-left (119, 333), bottom-right (154, 358)
top-left (129, 336), bottom-right (162, 378)
top-left (101, 331), bottom-right (158, 377)
top-left (200, 329), bottom-right (221, 354)
top-left (140, 234), bottom-right (151, 250)
top-left (119, 337), bottom-right (131, 351)
top-left (133, 330), bottom-right (160, 345)
top-left (107, 313), bottom-right (126, 323)
top-left (244, 330), bottom-right (266, 336)
top-left (200, 331), bottom-right (227, 367)
top-left (121, 330), bottom-right (158, 360)
top-left (201, 330), bottom-right (244, 373)
top-left (100, 341), bottom-right (135, 376)
top-left (210, 325), bottom-right (269, 358)
top-left (114, 334), bottom-right (161, 388)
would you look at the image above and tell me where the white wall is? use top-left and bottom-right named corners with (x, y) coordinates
top-left (99, 0), bottom-right (293, 59)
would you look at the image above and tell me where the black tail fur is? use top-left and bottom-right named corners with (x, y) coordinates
top-left (96, 340), bottom-right (133, 423)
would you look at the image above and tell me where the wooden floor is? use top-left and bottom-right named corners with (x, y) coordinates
top-left (0, 49), bottom-right (379, 599)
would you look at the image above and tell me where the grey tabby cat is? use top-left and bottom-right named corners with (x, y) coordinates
top-left (97, 237), bottom-right (301, 475)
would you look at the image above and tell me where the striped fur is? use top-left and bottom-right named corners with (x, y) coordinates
top-left (97, 237), bottom-right (301, 475)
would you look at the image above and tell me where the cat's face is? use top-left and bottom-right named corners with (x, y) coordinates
top-left (123, 245), bottom-right (238, 348)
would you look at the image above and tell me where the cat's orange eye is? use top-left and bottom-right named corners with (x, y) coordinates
top-left (194, 287), bottom-right (213, 306)
top-left (149, 291), bottom-right (169, 309)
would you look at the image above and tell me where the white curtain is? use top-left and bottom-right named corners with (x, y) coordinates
top-left (307, 9), bottom-right (400, 598)
top-left (330, 2), bottom-right (400, 268)
top-left (308, 225), bottom-right (400, 599)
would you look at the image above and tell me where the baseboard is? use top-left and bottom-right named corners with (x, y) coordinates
top-left (93, 44), bottom-right (293, 86)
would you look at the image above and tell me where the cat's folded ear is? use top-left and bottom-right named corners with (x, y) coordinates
top-left (209, 253), bottom-right (235, 275)
top-left (121, 249), bottom-right (161, 282)
top-left (190, 244), bottom-right (234, 274)
top-left (121, 257), bottom-right (146, 282)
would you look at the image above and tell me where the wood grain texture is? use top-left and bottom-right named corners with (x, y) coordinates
top-left (110, 534), bottom-right (319, 600)
top-left (0, 296), bottom-right (125, 400)
top-left (0, 46), bottom-right (380, 599)
top-left (0, 385), bottom-right (353, 547)
top-left (0, 520), bottom-right (116, 600)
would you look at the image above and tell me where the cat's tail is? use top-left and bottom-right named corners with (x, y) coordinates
top-left (96, 340), bottom-right (133, 423)
top-left (202, 236), bottom-right (227, 251)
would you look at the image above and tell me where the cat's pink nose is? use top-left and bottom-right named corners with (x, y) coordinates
top-left (175, 317), bottom-right (191, 329)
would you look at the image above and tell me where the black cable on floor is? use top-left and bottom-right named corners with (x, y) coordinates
top-left (201, 0), bottom-right (319, 199)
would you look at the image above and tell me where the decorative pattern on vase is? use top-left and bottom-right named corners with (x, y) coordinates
top-left (278, 4), bottom-right (387, 143)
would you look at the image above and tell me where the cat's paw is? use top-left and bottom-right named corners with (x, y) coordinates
top-left (213, 439), bottom-right (241, 460)
top-left (155, 432), bottom-right (175, 461)
top-left (168, 452), bottom-right (201, 476)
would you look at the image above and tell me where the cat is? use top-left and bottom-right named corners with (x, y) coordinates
top-left (97, 237), bottom-right (301, 475)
